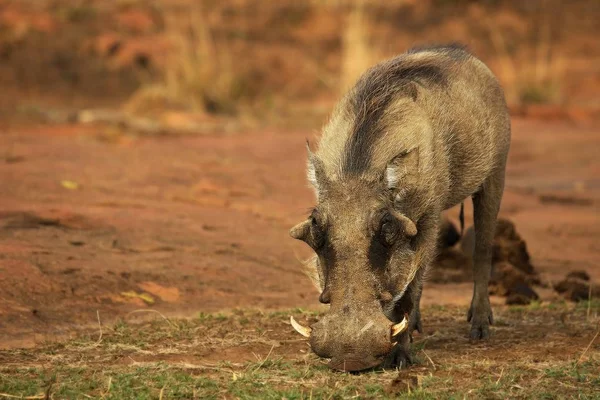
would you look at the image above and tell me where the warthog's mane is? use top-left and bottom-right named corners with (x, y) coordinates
top-left (341, 44), bottom-right (471, 175)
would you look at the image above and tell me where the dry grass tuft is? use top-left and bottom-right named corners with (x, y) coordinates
top-left (339, 0), bottom-right (379, 94)
top-left (126, 4), bottom-right (241, 116)
top-left (485, 3), bottom-right (564, 106)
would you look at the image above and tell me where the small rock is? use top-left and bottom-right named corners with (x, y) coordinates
top-left (462, 219), bottom-right (535, 274)
top-left (436, 247), bottom-right (471, 271)
top-left (493, 236), bottom-right (534, 275)
top-left (462, 219), bottom-right (535, 275)
top-left (509, 282), bottom-right (539, 300)
top-left (566, 270), bottom-right (590, 282)
top-left (554, 277), bottom-right (599, 302)
top-left (506, 293), bottom-right (533, 305)
top-left (441, 218), bottom-right (539, 291)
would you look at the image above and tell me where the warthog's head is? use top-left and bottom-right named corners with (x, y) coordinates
top-left (290, 144), bottom-right (422, 371)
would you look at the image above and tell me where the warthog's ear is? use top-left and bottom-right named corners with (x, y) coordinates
top-left (306, 141), bottom-right (327, 198)
top-left (290, 219), bottom-right (311, 241)
top-left (384, 147), bottom-right (419, 190)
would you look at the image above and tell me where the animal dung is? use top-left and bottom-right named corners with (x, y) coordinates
top-left (490, 262), bottom-right (539, 305)
top-left (461, 218), bottom-right (536, 276)
top-left (492, 219), bottom-right (535, 275)
top-left (433, 218), bottom-right (540, 305)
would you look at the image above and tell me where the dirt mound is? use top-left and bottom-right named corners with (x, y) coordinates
top-left (432, 218), bottom-right (540, 305)
top-left (460, 219), bottom-right (536, 276)
top-left (554, 271), bottom-right (600, 302)
top-left (429, 220), bottom-right (472, 283)
top-left (492, 219), bottom-right (536, 275)
top-left (490, 262), bottom-right (539, 305)
top-left (429, 247), bottom-right (472, 283)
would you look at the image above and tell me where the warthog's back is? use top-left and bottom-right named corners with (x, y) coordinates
top-left (317, 44), bottom-right (510, 210)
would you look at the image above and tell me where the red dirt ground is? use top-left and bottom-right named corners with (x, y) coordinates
top-left (0, 117), bottom-right (598, 349)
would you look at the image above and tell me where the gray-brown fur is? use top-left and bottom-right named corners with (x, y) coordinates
top-left (342, 57), bottom-right (448, 174)
top-left (291, 45), bottom-right (510, 371)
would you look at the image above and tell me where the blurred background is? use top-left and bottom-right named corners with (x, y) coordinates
top-left (1, 2), bottom-right (599, 396)
top-left (1, 0), bottom-right (598, 130)
top-left (0, 0), bottom-right (599, 347)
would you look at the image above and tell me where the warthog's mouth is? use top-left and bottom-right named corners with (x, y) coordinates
top-left (289, 315), bottom-right (409, 372)
top-left (328, 354), bottom-right (385, 372)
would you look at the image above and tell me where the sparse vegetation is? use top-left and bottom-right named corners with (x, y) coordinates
top-left (339, 1), bottom-right (378, 94)
top-left (59, 4), bottom-right (98, 23)
top-left (1, 303), bottom-right (598, 399)
top-left (484, 1), bottom-right (565, 106)
top-left (126, 3), bottom-right (242, 116)
top-left (1, 1), bottom-right (600, 398)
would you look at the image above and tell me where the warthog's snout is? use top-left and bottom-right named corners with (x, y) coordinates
top-left (291, 312), bottom-right (408, 372)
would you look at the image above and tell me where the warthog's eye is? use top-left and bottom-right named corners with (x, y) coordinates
top-left (379, 214), bottom-right (399, 246)
top-left (310, 211), bottom-right (326, 250)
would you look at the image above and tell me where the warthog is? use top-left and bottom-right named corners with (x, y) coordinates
top-left (289, 44), bottom-right (510, 371)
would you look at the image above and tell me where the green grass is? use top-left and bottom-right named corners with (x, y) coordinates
top-left (0, 304), bottom-right (598, 399)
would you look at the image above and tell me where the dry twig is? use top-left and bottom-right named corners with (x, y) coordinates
top-left (577, 328), bottom-right (600, 365)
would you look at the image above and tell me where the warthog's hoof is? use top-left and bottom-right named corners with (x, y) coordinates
top-left (382, 344), bottom-right (413, 369)
top-left (467, 304), bottom-right (494, 340)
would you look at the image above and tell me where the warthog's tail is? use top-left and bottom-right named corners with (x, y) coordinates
top-left (459, 202), bottom-right (465, 237)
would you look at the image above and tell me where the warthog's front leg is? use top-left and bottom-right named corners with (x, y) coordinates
top-left (384, 214), bottom-right (438, 368)
top-left (383, 328), bottom-right (412, 369)
top-left (468, 165), bottom-right (506, 339)
top-left (383, 269), bottom-right (426, 369)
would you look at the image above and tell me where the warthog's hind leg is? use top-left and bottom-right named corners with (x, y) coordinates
top-left (468, 165), bottom-right (506, 339)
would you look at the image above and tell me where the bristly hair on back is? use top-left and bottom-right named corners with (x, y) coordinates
top-left (407, 43), bottom-right (471, 61)
top-left (340, 55), bottom-right (451, 175)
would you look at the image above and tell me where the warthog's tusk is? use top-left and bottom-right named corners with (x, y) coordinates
top-left (391, 316), bottom-right (408, 337)
top-left (290, 316), bottom-right (312, 338)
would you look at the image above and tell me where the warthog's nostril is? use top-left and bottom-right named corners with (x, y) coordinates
top-left (319, 288), bottom-right (331, 304)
